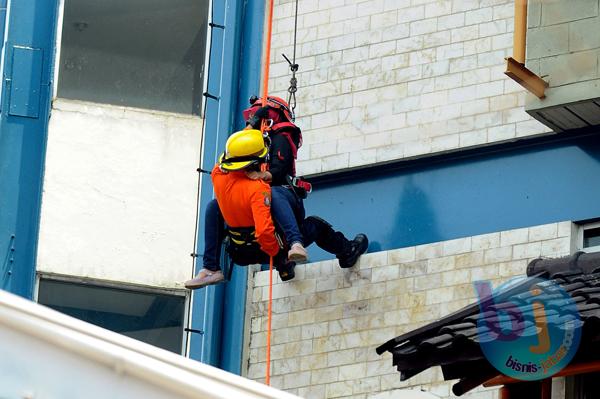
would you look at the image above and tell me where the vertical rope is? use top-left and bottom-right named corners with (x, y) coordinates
top-left (261, 0), bottom-right (275, 108)
top-left (266, 255), bottom-right (274, 385)
top-left (287, 0), bottom-right (300, 112)
top-left (292, 0), bottom-right (298, 65)
top-left (261, 0), bottom-right (276, 386)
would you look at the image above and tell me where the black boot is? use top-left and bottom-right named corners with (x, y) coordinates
top-left (337, 234), bottom-right (369, 268)
top-left (277, 260), bottom-right (296, 281)
top-left (304, 216), bottom-right (369, 269)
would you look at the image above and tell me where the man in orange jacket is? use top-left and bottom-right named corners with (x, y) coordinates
top-left (185, 128), bottom-right (368, 289)
top-left (185, 129), bottom-right (290, 289)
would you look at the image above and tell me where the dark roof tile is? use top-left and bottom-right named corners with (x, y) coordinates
top-left (377, 252), bottom-right (600, 395)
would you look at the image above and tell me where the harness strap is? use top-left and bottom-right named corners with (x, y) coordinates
top-left (220, 154), bottom-right (265, 164)
top-left (269, 122), bottom-right (301, 176)
top-left (227, 226), bottom-right (258, 245)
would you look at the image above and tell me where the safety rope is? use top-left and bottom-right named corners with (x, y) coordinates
top-left (282, 0), bottom-right (300, 116)
top-left (266, 255), bottom-right (274, 385)
top-left (261, 0), bottom-right (275, 110)
top-left (262, 0), bottom-right (275, 386)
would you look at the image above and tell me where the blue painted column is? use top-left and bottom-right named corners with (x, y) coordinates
top-left (0, 1), bottom-right (6, 50)
top-left (0, 0), bottom-right (59, 297)
top-left (220, 0), bottom-right (265, 374)
top-left (189, 0), bottom-right (264, 374)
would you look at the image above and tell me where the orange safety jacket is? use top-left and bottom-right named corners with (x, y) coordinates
top-left (211, 164), bottom-right (279, 257)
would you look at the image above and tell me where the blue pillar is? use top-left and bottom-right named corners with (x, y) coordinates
top-left (189, 0), bottom-right (264, 374)
top-left (0, 0), bottom-right (59, 297)
top-left (0, 1), bottom-right (6, 48)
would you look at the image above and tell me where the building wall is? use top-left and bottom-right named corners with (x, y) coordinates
top-left (247, 221), bottom-right (574, 398)
top-left (37, 100), bottom-right (200, 288)
top-left (527, 0), bottom-right (600, 89)
top-left (268, 0), bottom-right (550, 175)
top-left (525, 0), bottom-right (600, 114)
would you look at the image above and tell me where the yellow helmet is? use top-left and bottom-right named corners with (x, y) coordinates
top-left (219, 129), bottom-right (269, 171)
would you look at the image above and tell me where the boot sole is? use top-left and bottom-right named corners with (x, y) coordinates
top-left (184, 277), bottom-right (224, 290)
top-left (288, 253), bottom-right (308, 264)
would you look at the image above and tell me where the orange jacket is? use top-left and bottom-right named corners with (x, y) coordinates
top-left (211, 164), bottom-right (279, 257)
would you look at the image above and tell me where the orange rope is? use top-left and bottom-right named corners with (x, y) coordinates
top-left (262, 0), bottom-right (275, 386)
top-left (266, 255), bottom-right (274, 385)
top-left (261, 0), bottom-right (275, 108)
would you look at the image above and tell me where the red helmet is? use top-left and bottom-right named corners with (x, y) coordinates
top-left (242, 95), bottom-right (295, 124)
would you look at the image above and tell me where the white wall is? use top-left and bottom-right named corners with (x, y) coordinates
top-left (37, 100), bottom-right (201, 288)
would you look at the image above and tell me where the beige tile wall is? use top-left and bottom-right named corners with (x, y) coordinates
top-left (247, 221), bottom-right (574, 398)
top-left (267, 0), bottom-right (551, 175)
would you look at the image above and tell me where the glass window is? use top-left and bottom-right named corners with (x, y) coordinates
top-left (37, 278), bottom-right (186, 354)
top-left (583, 227), bottom-right (600, 249)
top-left (579, 222), bottom-right (600, 253)
top-left (57, 0), bottom-right (209, 115)
top-left (566, 373), bottom-right (600, 399)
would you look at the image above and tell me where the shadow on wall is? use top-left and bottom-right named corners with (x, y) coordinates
top-left (390, 174), bottom-right (443, 249)
top-left (579, 133), bottom-right (600, 166)
top-left (304, 171), bottom-right (442, 261)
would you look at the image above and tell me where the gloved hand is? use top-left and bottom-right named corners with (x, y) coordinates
top-left (246, 106), bottom-right (270, 129)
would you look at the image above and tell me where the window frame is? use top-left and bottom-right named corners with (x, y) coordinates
top-left (51, 0), bottom-right (212, 117)
top-left (565, 372), bottom-right (600, 399)
top-left (577, 221), bottom-right (600, 253)
top-left (35, 272), bottom-right (190, 355)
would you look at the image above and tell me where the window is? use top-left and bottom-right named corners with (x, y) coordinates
top-left (37, 277), bottom-right (187, 354)
top-left (583, 227), bottom-right (600, 249)
top-left (578, 221), bottom-right (600, 253)
top-left (57, 0), bottom-right (209, 115)
top-left (566, 373), bottom-right (600, 398)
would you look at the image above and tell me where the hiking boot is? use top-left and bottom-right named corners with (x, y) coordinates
top-left (337, 234), bottom-right (369, 268)
top-left (184, 269), bottom-right (224, 290)
top-left (287, 242), bottom-right (308, 263)
top-left (278, 261), bottom-right (296, 282)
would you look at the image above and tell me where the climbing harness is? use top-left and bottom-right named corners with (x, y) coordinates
top-left (287, 175), bottom-right (312, 198)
